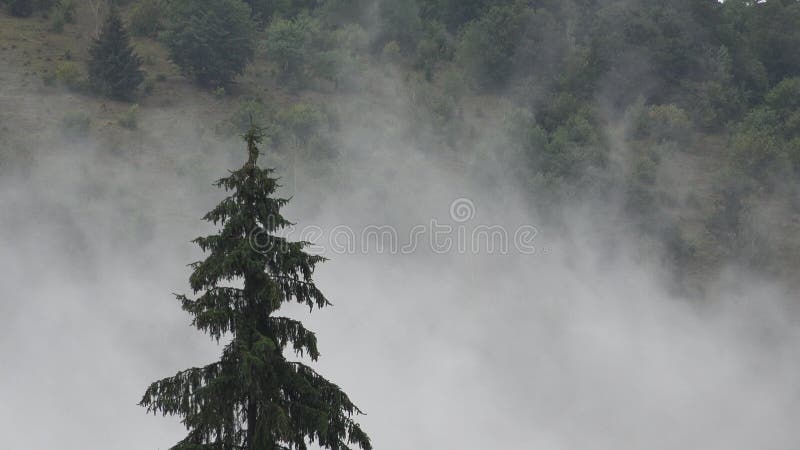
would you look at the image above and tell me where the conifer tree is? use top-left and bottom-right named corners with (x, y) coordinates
top-left (87, 10), bottom-right (143, 100)
top-left (140, 128), bottom-right (371, 450)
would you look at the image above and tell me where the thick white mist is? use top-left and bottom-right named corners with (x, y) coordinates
top-left (2, 61), bottom-right (800, 450)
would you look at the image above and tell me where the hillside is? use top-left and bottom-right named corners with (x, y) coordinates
top-left (2, 0), bottom-right (800, 290)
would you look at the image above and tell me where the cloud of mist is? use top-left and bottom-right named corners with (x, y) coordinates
top-left (2, 15), bottom-right (800, 450)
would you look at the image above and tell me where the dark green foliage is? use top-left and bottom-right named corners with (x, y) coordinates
top-left (419, 0), bottom-right (500, 31)
top-left (414, 20), bottom-right (452, 78)
top-left (265, 14), bottom-right (318, 87)
top-left (505, 101), bottom-right (606, 185)
top-left (49, 0), bottom-right (76, 31)
top-left (634, 104), bottom-right (691, 144)
top-left (455, 2), bottom-right (530, 88)
top-left (141, 129), bottom-right (371, 450)
top-left (729, 78), bottom-right (800, 186)
top-left (87, 11), bottom-right (143, 100)
top-left (6, 0), bottom-right (61, 17)
top-left (376, 0), bottom-right (422, 51)
top-left (317, 0), bottom-right (372, 26)
top-left (243, 0), bottom-right (320, 23)
top-left (8, 0), bottom-right (33, 16)
top-left (129, 0), bottom-right (164, 37)
top-left (162, 0), bottom-right (256, 87)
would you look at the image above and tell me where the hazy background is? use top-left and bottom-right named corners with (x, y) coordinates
top-left (2, 76), bottom-right (800, 450)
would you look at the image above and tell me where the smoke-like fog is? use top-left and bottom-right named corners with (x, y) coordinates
top-left (3, 41), bottom-right (800, 450)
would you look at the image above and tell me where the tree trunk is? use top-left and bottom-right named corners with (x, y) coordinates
top-left (247, 393), bottom-right (257, 449)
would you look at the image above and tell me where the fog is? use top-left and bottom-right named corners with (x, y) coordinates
top-left (3, 39), bottom-right (800, 450)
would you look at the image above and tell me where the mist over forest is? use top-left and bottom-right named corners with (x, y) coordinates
top-left (2, 0), bottom-right (800, 449)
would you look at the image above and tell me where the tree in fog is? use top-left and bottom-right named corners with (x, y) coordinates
top-left (162, 0), bottom-right (256, 87)
top-left (140, 128), bottom-right (372, 450)
top-left (87, 10), bottom-right (143, 100)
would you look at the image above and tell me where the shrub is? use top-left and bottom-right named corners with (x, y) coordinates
top-left (51, 0), bottom-right (76, 24)
top-left (50, 14), bottom-right (65, 32)
top-left (118, 104), bottom-right (139, 129)
top-left (49, 0), bottom-right (75, 33)
top-left (54, 61), bottom-right (84, 91)
top-left (142, 77), bottom-right (156, 94)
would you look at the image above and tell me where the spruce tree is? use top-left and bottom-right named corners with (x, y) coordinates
top-left (87, 10), bottom-right (143, 100)
top-left (140, 128), bottom-right (371, 450)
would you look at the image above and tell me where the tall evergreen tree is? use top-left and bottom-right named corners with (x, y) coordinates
top-left (87, 10), bottom-right (143, 100)
top-left (140, 128), bottom-right (371, 450)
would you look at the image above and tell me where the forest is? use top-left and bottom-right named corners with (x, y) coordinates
top-left (3, 0), bottom-right (800, 283)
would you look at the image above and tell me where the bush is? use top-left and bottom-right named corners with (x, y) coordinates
top-left (163, 0), bottom-right (256, 87)
top-left (50, 14), bottom-right (65, 32)
top-left (49, 1), bottom-right (75, 33)
top-left (61, 112), bottom-right (90, 137)
top-left (142, 76), bottom-right (156, 95)
top-left (54, 61), bottom-right (85, 91)
top-left (118, 104), bottom-right (139, 129)
top-left (129, 0), bottom-right (164, 37)
top-left (51, 0), bottom-right (76, 24)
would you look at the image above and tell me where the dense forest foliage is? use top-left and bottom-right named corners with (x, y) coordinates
top-left (2, 0), bottom-right (800, 285)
